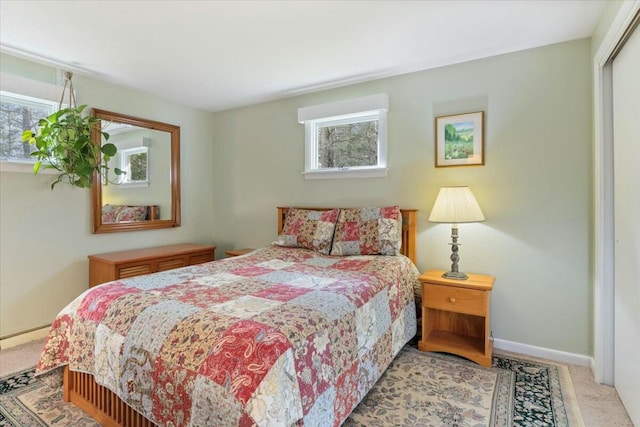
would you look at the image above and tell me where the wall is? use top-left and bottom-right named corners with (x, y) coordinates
top-left (0, 54), bottom-right (215, 340)
top-left (211, 39), bottom-right (593, 355)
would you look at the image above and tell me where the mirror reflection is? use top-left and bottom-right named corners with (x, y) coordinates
top-left (91, 109), bottom-right (180, 233)
top-left (102, 126), bottom-right (171, 222)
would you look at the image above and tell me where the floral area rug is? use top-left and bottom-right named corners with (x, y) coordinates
top-left (1, 346), bottom-right (583, 427)
top-left (347, 347), bottom-right (584, 426)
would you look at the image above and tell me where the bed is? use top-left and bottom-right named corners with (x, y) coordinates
top-left (37, 206), bottom-right (419, 426)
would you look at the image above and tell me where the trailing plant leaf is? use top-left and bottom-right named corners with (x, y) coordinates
top-left (22, 105), bottom-right (119, 189)
top-left (101, 143), bottom-right (117, 157)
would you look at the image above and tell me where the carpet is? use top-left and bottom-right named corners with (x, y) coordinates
top-left (0, 346), bottom-right (583, 427)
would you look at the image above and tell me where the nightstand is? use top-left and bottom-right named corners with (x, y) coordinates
top-left (225, 248), bottom-right (255, 258)
top-left (418, 269), bottom-right (495, 367)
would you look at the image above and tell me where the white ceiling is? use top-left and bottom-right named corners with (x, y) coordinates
top-left (0, 1), bottom-right (605, 112)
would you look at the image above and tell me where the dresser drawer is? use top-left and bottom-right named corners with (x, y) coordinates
top-left (157, 256), bottom-right (188, 271)
top-left (118, 263), bottom-right (153, 279)
top-left (189, 251), bottom-right (215, 265)
top-left (424, 283), bottom-right (487, 316)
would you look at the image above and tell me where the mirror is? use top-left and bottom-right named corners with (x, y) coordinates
top-left (91, 109), bottom-right (180, 233)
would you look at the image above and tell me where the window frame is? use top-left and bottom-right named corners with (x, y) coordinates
top-left (298, 94), bottom-right (389, 180)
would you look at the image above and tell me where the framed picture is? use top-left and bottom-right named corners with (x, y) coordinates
top-left (435, 111), bottom-right (484, 167)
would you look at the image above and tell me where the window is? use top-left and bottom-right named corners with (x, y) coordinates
top-left (119, 146), bottom-right (149, 187)
top-left (298, 94), bottom-right (388, 179)
top-left (0, 92), bottom-right (57, 162)
top-left (1, 73), bottom-right (63, 173)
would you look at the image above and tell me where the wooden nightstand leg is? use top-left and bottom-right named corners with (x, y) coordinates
top-left (418, 304), bottom-right (430, 352)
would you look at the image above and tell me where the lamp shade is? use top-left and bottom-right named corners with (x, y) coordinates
top-left (429, 186), bottom-right (485, 224)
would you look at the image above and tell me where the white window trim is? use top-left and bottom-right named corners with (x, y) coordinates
top-left (0, 158), bottom-right (56, 174)
top-left (0, 73), bottom-right (63, 173)
top-left (298, 94), bottom-right (389, 180)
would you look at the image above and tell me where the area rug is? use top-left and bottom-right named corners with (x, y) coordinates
top-left (0, 346), bottom-right (583, 426)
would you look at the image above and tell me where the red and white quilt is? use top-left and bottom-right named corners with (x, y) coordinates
top-left (37, 246), bottom-right (418, 426)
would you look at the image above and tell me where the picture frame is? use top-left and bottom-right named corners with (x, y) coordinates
top-left (435, 111), bottom-right (484, 167)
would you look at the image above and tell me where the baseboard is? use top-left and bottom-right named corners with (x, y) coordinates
top-left (0, 326), bottom-right (50, 350)
top-left (493, 338), bottom-right (593, 367)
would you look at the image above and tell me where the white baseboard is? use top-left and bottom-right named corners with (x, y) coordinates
top-left (0, 326), bottom-right (50, 350)
top-left (493, 338), bottom-right (593, 367)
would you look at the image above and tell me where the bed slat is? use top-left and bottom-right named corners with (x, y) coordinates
top-left (63, 366), bottom-right (155, 427)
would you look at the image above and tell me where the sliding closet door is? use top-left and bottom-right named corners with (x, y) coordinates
top-left (612, 21), bottom-right (640, 426)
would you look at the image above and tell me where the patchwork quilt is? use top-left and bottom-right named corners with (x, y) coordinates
top-left (37, 246), bottom-right (419, 426)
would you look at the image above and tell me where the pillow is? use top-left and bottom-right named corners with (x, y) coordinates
top-left (274, 208), bottom-right (339, 255)
top-left (115, 205), bottom-right (148, 222)
top-left (330, 206), bottom-right (401, 256)
top-left (101, 204), bottom-right (123, 223)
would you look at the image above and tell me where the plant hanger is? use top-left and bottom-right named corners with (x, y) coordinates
top-left (59, 70), bottom-right (76, 110)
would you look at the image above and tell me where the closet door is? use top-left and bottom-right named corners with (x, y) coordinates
top-left (612, 21), bottom-right (640, 426)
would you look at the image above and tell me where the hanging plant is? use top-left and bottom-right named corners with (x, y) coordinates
top-left (21, 71), bottom-right (123, 189)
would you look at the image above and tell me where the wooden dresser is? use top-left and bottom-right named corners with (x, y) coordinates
top-left (88, 243), bottom-right (216, 287)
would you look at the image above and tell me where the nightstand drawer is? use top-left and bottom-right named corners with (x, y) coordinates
top-left (424, 284), bottom-right (487, 316)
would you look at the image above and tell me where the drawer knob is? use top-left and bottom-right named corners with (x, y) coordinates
top-left (449, 297), bottom-right (456, 303)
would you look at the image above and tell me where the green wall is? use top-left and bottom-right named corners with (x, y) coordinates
top-left (0, 54), bottom-right (215, 339)
top-left (211, 39), bottom-right (593, 355)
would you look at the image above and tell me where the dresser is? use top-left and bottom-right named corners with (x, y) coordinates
top-left (88, 243), bottom-right (216, 287)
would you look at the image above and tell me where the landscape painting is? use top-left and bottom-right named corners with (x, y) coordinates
top-left (435, 111), bottom-right (484, 167)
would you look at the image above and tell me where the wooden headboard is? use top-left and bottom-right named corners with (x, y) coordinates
top-left (277, 207), bottom-right (417, 264)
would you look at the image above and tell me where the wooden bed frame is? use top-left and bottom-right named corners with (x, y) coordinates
top-left (63, 206), bottom-right (418, 426)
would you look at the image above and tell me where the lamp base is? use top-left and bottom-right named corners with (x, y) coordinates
top-left (442, 271), bottom-right (468, 280)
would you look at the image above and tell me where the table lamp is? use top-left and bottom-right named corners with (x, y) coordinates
top-left (429, 186), bottom-right (485, 280)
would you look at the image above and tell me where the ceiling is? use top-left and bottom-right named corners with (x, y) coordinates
top-left (0, 1), bottom-right (606, 113)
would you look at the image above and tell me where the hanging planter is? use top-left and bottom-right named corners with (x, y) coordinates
top-left (21, 71), bottom-right (123, 189)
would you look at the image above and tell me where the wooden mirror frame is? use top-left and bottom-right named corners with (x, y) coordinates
top-left (91, 109), bottom-right (181, 233)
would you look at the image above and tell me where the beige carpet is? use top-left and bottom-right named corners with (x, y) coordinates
top-left (0, 339), bottom-right (633, 426)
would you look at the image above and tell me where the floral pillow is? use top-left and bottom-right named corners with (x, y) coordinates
top-left (274, 208), bottom-right (339, 255)
top-left (330, 206), bottom-right (401, 256)
top-left (115, 206), bottom-right (148, 222)
top-left (101, 204), bottom-right (123, 223)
